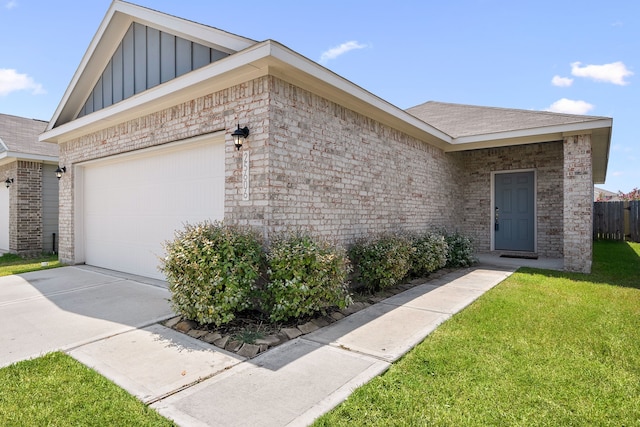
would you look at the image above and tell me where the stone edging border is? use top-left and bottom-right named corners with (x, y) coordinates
top-left (162, 268), bottom-right (460, 359)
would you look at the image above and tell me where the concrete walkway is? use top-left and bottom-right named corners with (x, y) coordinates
top-left (67, 266), bottom-right (514, 426)
top-left (0, 266), bottom-right (173, 368)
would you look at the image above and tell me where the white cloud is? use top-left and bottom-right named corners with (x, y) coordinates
top-left (571, 61), bottom-right (633, 85)
top-left (546, 98), bottom-right (594, 115)
top-left (319, 41), bottom-right (367, 64)
top-left (5, 1), bottom-right (17, 10)
top-left (551, 75), bottom-right (573, 87)
top-left (612, 171), bottom-right (624, 177)
top-left (0, 69), bottom-right (45, 96)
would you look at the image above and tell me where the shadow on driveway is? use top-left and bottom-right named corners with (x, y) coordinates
top-left (0, 265), bottom-right (174, 368)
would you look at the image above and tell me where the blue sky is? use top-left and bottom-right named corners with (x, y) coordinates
top-left (0, 0), bottom-right (638, 193)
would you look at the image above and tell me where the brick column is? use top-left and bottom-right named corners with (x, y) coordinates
top-left (563, 134), bottom-right (593, 273)
top-left (11, 161), bottom-right (43, 255)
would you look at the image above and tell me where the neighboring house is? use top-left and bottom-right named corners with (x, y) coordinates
top-left (40, 1), bottom-right (612, 278)
top-left (594, 186), bottom-right (620, 201)
top-left (0, 114), bottom-right (59, 255)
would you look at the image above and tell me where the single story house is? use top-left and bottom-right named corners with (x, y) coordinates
top-left (594, 186), bottom-right (620, 202)
top-left (40, 1), bottom-right (612, 279)
top-left (0, 113), bottom-right (59, 255)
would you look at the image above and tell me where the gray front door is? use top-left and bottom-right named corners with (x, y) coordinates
top-left (494, 171), bottom-right (535, 252)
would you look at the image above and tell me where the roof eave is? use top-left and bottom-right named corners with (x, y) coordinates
top-left (41, 40), bottom-right (452, 150)
top-left (0, 152), bottom-right (59, 167)
top-left (444, 119), bottom-right (612, 184)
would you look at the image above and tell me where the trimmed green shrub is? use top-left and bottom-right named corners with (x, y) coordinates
top-left (445, 230), bottom-right (476, 267)
top-left (349, 234), bottom-right (415, 291)
top-left (264, 234), bottom-right (352, 322)
top-left (410, 232), bottom-right (449, 276)
top-left (160, 221), bottom-right (264, 327)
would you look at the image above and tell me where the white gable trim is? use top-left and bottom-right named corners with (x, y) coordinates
top-left (41, 40), bottom-right (453, 148)
top-left (47, 0), bottom-right (255, 131)
top-left (41, 1), bottom-right (612, 170)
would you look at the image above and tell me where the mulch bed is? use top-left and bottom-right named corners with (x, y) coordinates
top-left (163, 268), bottom-right (459, 359)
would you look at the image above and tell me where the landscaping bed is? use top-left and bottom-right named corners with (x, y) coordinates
top-left (162, 267), bottom-right (460, 358)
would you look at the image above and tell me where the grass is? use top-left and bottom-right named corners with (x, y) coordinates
top-left (0, 252), bottom-right (61, 276)
top-left (315, 240), bottom-right (640, 426)
top-left (0, 254), bottom-right (171, 425)
top-left (0, 352), bottom-right (175, 426)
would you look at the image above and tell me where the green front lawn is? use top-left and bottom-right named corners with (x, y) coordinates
top-left (1, 242), bottom-right (637, 426)
top-left (0, 253), bottom-right (61, 276)
top-left (315, 240), bottom-right (640, 426)
top-left (0, 352), bottom-right (175, 426)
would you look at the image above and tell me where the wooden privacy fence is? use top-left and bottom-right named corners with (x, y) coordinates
top-left (593, 201), bottom-right (640, 242)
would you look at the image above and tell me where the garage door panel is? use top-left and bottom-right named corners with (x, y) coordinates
top-left (83, 138), bottom-right (225, 279)
top-left (0, 189), bottom-right (8, 251)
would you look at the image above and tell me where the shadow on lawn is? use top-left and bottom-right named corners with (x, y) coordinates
top-left (519, 240), bottom-right (640, 290)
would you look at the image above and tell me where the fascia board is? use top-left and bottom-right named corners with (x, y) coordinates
top-left (46, 2), bottom-right (122, 132)
top-left (6, 152), bottom-right (59, 163)
top-left (449, 118), bottom-right (613, 146)
top-left (40, 42), bottom-right (274, 143)
top-left (114, 1), bottom-right (256, 52)
top-left (41, 41), bottom-right (452, 148)
top-left (0, 152), bottom-right (58, 167)
top-left (266, 42), bottom-right (453, 147)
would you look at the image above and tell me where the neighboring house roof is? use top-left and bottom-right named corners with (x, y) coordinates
top-left (0, 113), bottom-right (56, 166)
top-left (40, 1), bottom-right (612, 184)
top-left (594, 186), bottom-right (621, 202)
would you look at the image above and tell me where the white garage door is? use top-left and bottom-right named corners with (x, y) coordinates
top-left (0, 188), bottom-right (8, 251)
top-left (81, 137), bottom-right (225, 280)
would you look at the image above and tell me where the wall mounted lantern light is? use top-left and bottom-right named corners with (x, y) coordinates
top-left (231, 124), bottom-right (249, 150)
top-left (55, 166), bottom-right (66, 180)
top-left (4, 178), bottom-right (13, 189)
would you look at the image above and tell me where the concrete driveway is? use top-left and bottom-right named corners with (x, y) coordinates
top-left (0, 265), bottom-right (174, 368)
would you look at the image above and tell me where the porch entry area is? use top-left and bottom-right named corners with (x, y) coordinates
top-left (494, 170), bottom-right (535, 252)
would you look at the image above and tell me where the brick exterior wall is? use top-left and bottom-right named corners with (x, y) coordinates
top-left (453, 142), bottom-right (564, 258)
top-left (56, 73), bottom-right (594, 272)
top-left (57, 76), bottom-right (462, 263)
top-left (563, 134), bottom-right (593, 273)
top-left (58, 77), bottom-right (270, 263)
top-left (259, 78), bottom-right (463, 243)
top-left (11, 161), bottom-right (43, 255)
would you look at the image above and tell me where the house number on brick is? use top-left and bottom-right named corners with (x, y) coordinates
top-left (242, 151), bottom-right (250, 201)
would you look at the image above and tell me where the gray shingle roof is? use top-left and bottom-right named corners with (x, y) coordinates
top-left (0, 113), bottom-right (57, 157)
top-left (406, 101), bottom-right (610, 138)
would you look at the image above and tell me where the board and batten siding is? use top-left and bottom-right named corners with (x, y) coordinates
top-left (78, 22), bottom-right (230, 118)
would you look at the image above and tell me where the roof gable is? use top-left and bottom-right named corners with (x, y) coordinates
top-left (48, 0), bottom-right (256, 130)
top-left (78, 22), bottom-right (232, 118)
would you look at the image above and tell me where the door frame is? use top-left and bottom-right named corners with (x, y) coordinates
top-left (490, 169), bottom-right (537, 252)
